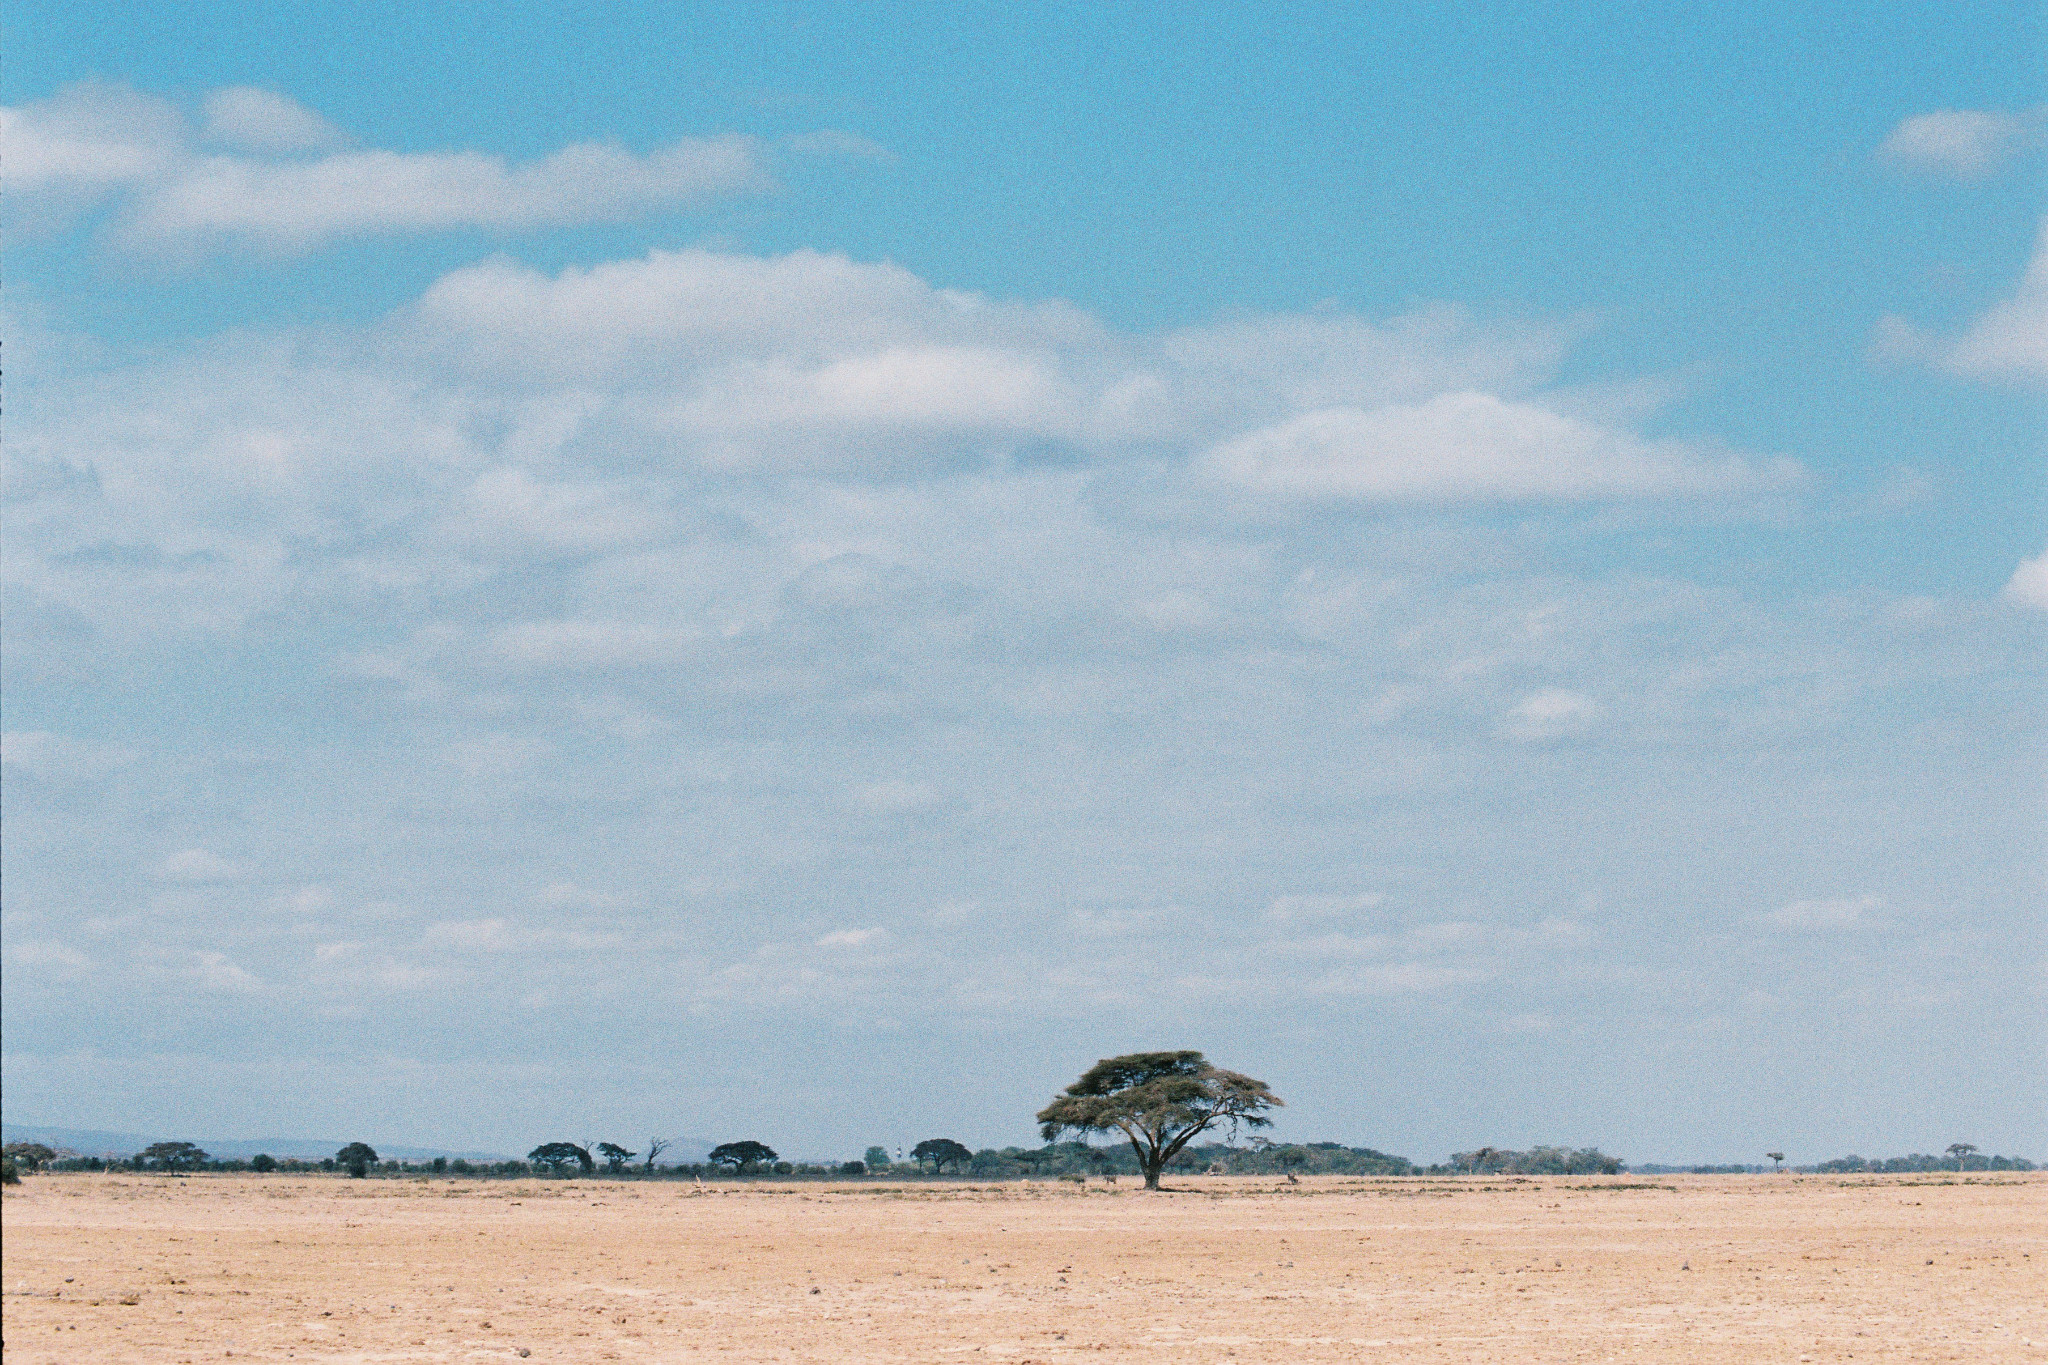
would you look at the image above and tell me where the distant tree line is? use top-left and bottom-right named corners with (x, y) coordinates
top-left (6, 1053), bottom-right (2028, 1187)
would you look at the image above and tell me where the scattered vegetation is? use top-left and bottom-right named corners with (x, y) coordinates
top-left (1809, 1151), bottom-right (2034, 1174)
top-left (1440, 1146), bottom-right (1622, 1175)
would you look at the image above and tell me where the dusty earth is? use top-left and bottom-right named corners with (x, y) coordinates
top-left (2, 1171), bottom-right (2042, 1363)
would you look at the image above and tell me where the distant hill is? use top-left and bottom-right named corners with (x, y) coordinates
top-left (2, 1122), bottom-right (723, 1165)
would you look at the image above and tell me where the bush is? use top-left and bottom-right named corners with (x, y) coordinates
top-left (250, 1154), bottom-right (278, 1173)
top-left (839, 1160), bottom-right (866, 1176)
top-left (772, 1161), bottom-right (794, 1175)
top-left (2, 1158), bottom-right (18, 1185)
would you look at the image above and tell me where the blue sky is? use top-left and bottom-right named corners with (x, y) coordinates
top-left (3, 2), bottom-right (2042, 1163)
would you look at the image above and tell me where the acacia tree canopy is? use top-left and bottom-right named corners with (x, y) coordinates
top-left (596, 1142), bottom-right (637, 1172)
top-left (911, 1138), bottom-right (973, 1173)
top-left (1037, 1051), bottom-right (1280, 1190)
top-left (141, 1141), bottom-right (210, 1171)
top-left (707, 1140), bottom-right (777, 1172)
top-left (529, 1142), bottom-right (595, 1174)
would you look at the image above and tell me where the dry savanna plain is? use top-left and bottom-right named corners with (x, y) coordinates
top-left (3, 1171), bottom-right (2043, 1363)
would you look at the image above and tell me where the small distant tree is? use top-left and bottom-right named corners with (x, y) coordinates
top-left (1946, 1143), bottom-right (1978, 1169)
top-left (597, 1142), bottom-right (636, 1174)
top-left (529, 1142), bottom-right (595, 1175)
top-left (839, 1160), bottom-right (867, 1176)
top-left (708, 1141), bottom-right (777, 1173)
top-left (912, 1138), bottom-right (973, 1174)
top-left (250, 1153), bottom-right (278, 1173)
top-left (141, 1141), bottom-right (210, 1172)
top-left (864, 1145), bottom-right (892, 1171)
top-left (1037, 1051), bottom-right (1281, 1191)
top-left (336, 1143), bottom-right (379, 1178)
top-left (1766, 1152), bottom-right (1785, 1171)
top-left (643, 1138), bottom-right (670, 1172)
top-left (3, 1143), bottom-right (57, 1173)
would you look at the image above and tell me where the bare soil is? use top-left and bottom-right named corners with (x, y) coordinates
top-left (4, 1171), bottom-right (2042, 1362)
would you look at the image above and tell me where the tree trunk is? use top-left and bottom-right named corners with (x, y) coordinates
top-left (1142, 1160), bottom-right (1162, 1190)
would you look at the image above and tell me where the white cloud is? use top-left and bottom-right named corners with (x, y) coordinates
top-left (2006, 550), bottom-right (2048, 610)
top-left (189, 950), bottom-right (262, 992)
top-left (152, 848), bottom-right (249, 883)
top-left (1264, 893), bottom-right (1384, 922)
top-left (1499, 689), bottom-right (1598, 742)
top-left (1756, 894), bottom-right (1883, 930)
top-left (4, 81), bottom-right (769, 253)
top-left (8, 941), bottom-right (92, 970)
top-left (1940, 222), bottom-right (2048, 384)
top-left (0, 731), bottom-right (139, 780)
top-left (1878, 107), bottom-right (2046, 177)
top-left (1878, 221), bottom-right (2048, 387)
top-left (815, 927), bottom-right (886, 948)
top-left (1204, 392), bottom-right (1795, 502)
top-left (200, 87), bottom-right (347, 154)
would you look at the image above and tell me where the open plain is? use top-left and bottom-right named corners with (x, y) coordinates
top-left (3, 1171), bottom-right (2042, 1363)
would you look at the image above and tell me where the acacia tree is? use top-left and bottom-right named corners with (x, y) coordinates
top-left (707, 1140), bottom-right (777, 1173)
top-left (1946, 1142), bottom-right (1978, 1169)
top-left (336, 1142), bottom-right (379, 1178)
top-left (912, 1138), bottom-right (973, 1174)
top-left (642, 1138), bottom-right (670, 1172)
top-left (3, 1143), bottom-right (56, 1172)
top-left (596, 1142), bottom-right (637, 1174)
top-left (529, 1142), bottom-right (595, 1175)
top-left (141, 1141), bottom-right (211, 1172)
top-left (1766, 1151), bottom-right (1785, 1171)
top-left (1037, 1051), bottom-right (1281, 1190)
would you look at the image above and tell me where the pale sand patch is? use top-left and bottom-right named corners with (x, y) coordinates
top-left (3, 1172), bottom-right (2042, 1362)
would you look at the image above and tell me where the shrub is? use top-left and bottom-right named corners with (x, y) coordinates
top-left (839, 1160), bottom-right (866, 1176)
top-left (1, 1158), bottom-right (18, 1185)
top-left (250, 1154), bottom-right (278, 1173)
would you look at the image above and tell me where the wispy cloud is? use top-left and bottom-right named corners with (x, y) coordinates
top-left (1755, 894), bottom-right (1883, 930)
top-left (1877, 107), bottom-right (2046, 178)
top-left (4, 81), bottom-right (768, 255)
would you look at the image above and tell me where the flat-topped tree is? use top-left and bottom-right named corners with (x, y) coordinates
top-left (529, 1142), bottom-right (595, 1175)
top-left (141, 1141), bottom-right (210, 1172)
top-left (1037, 1051), bottom-right (1281, 1190)
top-left (707, 1140), bottom-right (777, 1174)
top-left (596, 1142), bottom-right (636, 1174)
top-left (1946, 1142), bottom-right (1978, 1169)
top-left (912, 1138), bottom-right (973, 1174)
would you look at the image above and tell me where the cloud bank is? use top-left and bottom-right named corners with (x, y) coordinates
top-left (3, 81), bottom-right (766, 253)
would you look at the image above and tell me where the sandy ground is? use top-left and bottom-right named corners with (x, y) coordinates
top-left (3, 1171), bottom-right (2042, 1363)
